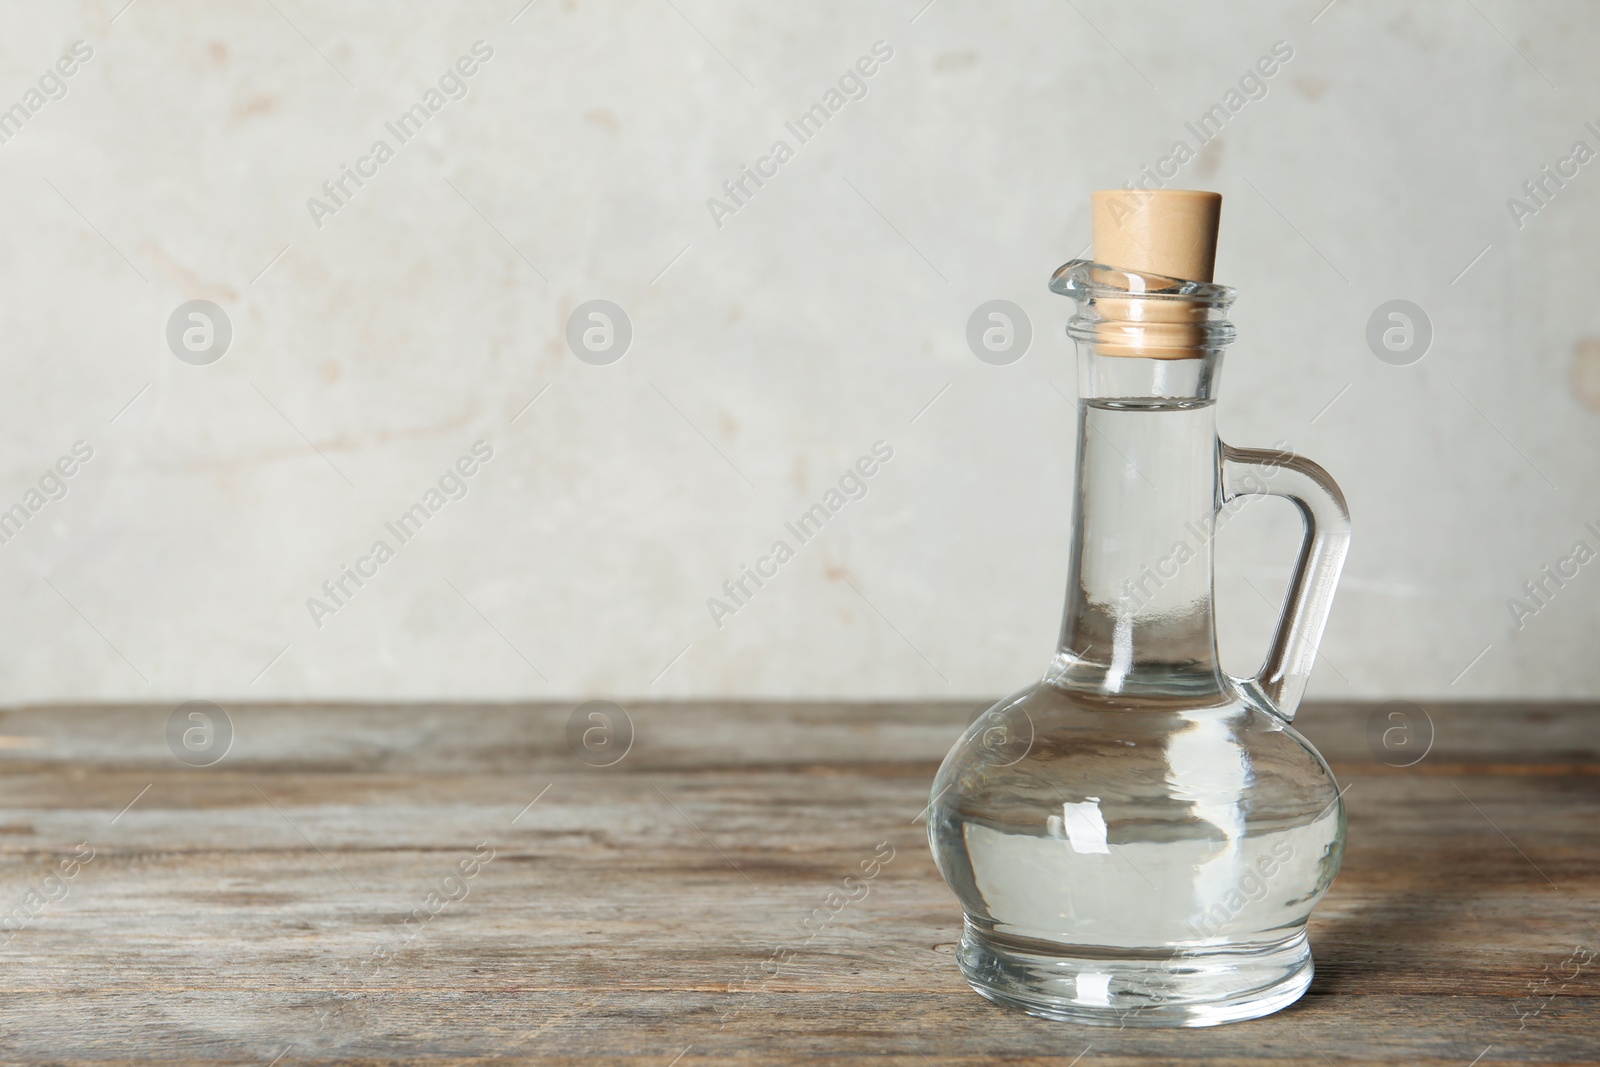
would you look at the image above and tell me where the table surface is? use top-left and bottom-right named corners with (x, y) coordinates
top-left (0, 700), bottom-right (1593, 1065)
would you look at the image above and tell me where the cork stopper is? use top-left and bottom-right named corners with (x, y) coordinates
top-left (1087, 189), bottom-right (1222, 359)
top-left (1091, 189), bottom-right (1221, 282)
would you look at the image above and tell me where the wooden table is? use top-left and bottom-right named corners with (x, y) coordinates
top-left (0, 701), bottom-right (1593, 1065)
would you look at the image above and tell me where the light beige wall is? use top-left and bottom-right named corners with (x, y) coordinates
top-left (0, 0), bottom-right (1594, 703)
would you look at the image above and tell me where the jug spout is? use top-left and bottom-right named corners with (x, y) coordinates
top-left (1051, 259), bottom-right (1235, 395)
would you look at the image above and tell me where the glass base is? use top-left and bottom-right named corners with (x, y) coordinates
top-left (957, 920), bottom-right (1314, 1028)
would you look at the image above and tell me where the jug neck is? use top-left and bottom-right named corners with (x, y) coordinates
top-left (1046, 261), bottom-right (1235, 706)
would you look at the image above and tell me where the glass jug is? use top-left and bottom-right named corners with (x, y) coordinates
top-left (928, 259), bottom-right (1351, 1027)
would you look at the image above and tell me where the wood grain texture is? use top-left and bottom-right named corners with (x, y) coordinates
top-left (0, 701), bottom-right (1593, 1065)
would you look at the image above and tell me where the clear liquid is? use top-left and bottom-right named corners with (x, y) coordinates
top-left (961, 786), bottom-right (1341, 948)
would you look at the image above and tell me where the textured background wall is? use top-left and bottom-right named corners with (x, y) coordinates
top-left (0, 0), bottom-right (1595, 704)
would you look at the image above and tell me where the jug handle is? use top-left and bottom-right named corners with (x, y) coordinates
top-left (1219, 443), bottom-right (1352, 722)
